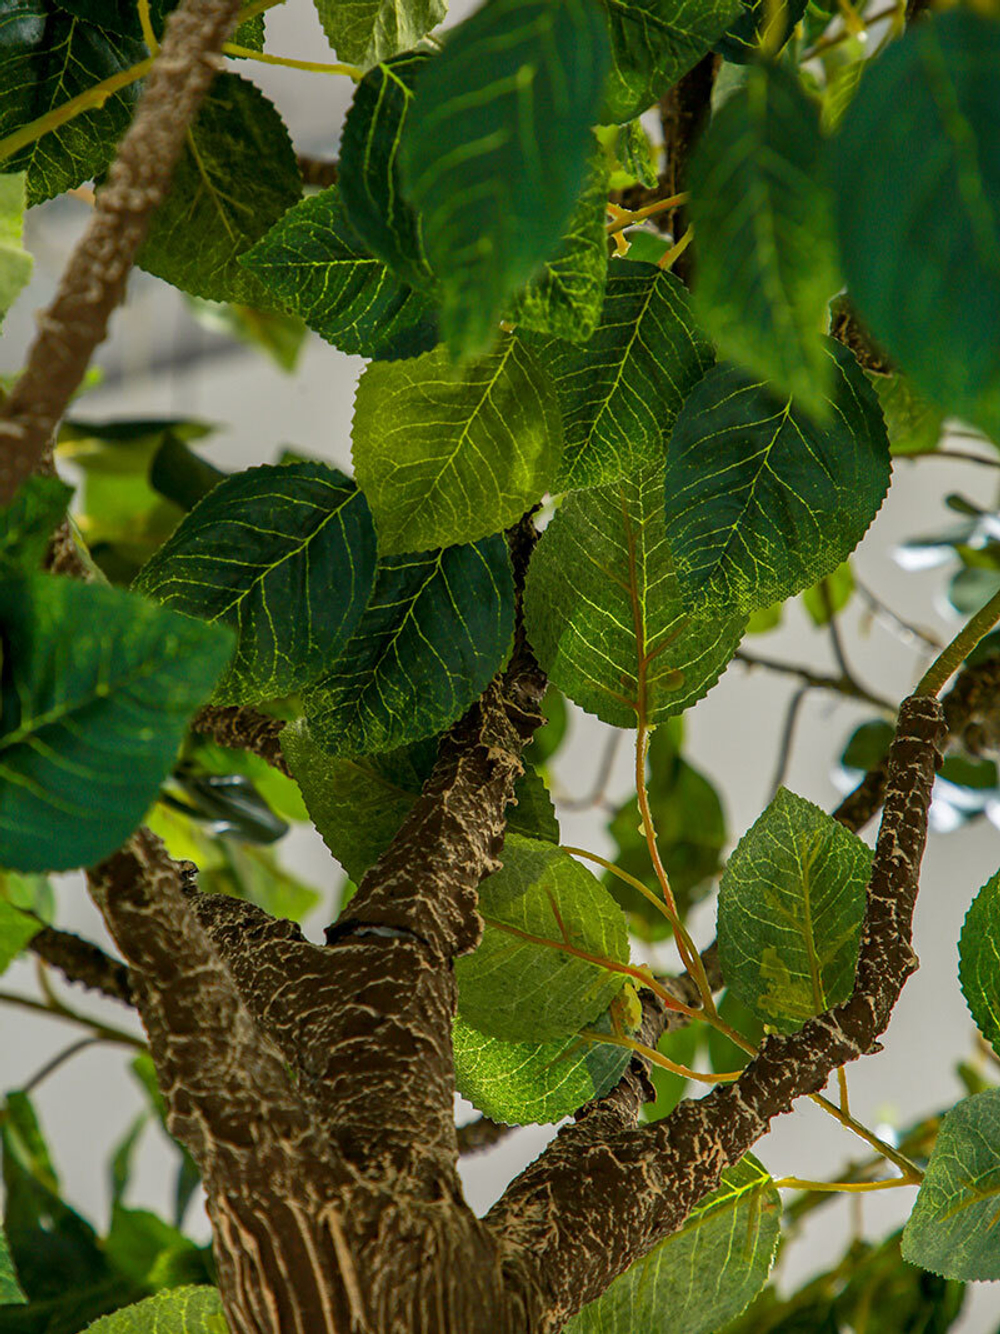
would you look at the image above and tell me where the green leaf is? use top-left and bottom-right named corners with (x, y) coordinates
top-left (0, 899), bottom-right (39, 975)
top-left (0, 574), bottom-right (232, 872)
top-left (841, 718), bottom-right (893, 772)
top-left (0, 1219), bottom-right (25, 1304)
top-left (137, 73), bottom-right (301, 306)
top-left (302, 536), bottom-right (514, 755)
top-left (0, 867), bottom-right (54, 921)
top-left (185, 299), bottom-right (307, 374)
top-left (641, 1021), bottom-right (702, 1122)
top-left (801, 562), bottom-right (853, 627)
top-left (0, 476), bottom-right (72, 572)
top-left (453, 1007), bottom-right (630, 1124)
top-left (0, 3), bottom-right (145, 206)
top-left (54, 0), bottom-right (264, 46)
top-left (617, 118), bottom-right (657, 187)
top-left (872, 372), bottom-right (944, 458)
top-left (903, 1089), bottom-right (1000, 1281)
top-left (352, 336), bottom-right (562, 554)
top-left (565, 1154), bottom-right (781, 1333)
top-left (0, 171), bottom-right (31, 325)
top-left (715, 0), bottom-right (807, 63)
top-left (718, 787), bottom-right (872, 1033)
top-left (832, 9), bottom-right (1000, 443)
top-left (523, 263), bottom-right (714, 491)
top-left (83, 1286), bottom-right (228, 1333)
top-left (104, 1206), bottom-right (202, 1290)
top-left (689, 63), bottom-right (840, 418)
top-left (959, 869), bottom-right (1000, 1060)
top-left (400, 0), bottom-right (610, 356)
top-left (508, 147), bottom-right (610, 342)
top-left (663, 340), bottom-right (890, 612)
top-left (241, 185), bottom-right (438, 361)
top-left (339, 51), bottom-right (435, 292)
top-left (133, 463), bottom-right (376, 707)
top-left (456, 834), bottom-right (629, 1041)
top-left (199, 844), bottom-right (321, 925)
top-left (598, 0), bottom-right (742, 123)
top-left (707, 987), bottom-right (764, 1074)
top-left (313, 0), bottom-right (445, 69)
top-left (524, 465), bottom-right (746, 728)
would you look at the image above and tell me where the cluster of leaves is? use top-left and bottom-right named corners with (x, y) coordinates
top-left (3, 0), bottom-right (1000, 1328)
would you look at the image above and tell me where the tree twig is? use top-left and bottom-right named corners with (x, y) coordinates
top-left (29, 923), bottom-right (134, 1006)
top-left (735, 649), bottom-right (895, 712)
top-left (193, 704), bottom-right (291, 774)
top-left (456, 1116), bottom-right (513, 1156)
top-left (769, 685), bottom-right (810, 798)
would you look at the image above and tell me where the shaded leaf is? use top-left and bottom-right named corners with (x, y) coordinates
top-left (690, 62), bottom-right (840, 417)
top-left (903, 1089), bottom-right (1000, 1281)
top-left (241, 185), bottom-right (438, 361)
top-left (872, 372), bottom-right (945, 458)
top-left (566, 1154), bottom-right (780, 1333)
top-left (83, 1286), bottom-right (228, 1333)
top-left (960, 868), bottom-right (1000, 1060)
top-left (352, 336), bottom-right (562, 554)
top-left (718, 787), bottom-right (871, 1033)
top-left (456, 834), bottom-right (629, 1041)
top-left (400, 0), bottom-right (610, 355)
top-left (0, 172), bottom-right (31, 325)
top-left (133, 462), bottom-right (377, 707)
top-left (0, 574), bottom-right (231, 872)
top-left (313, 0), bottom-right (445, 69)
top-left (303, 537), bottom-right (514, 755)
top-left (715, 0), bottom-right (807, 63)
top-left (137, 73), bottom-right (301, 306)
top-left (523, 263), bottom-right (714, 491)
top-left (0, 1219), bottom-right (25, 1304)
top-left (833, 10), bottom-right (1000, 442)
top-left (524, 465), bottom-right (746, 728)
top-left (618, 118), bottom-right (657, 187)
top-left (0, 476), bottom-right (72, 572)
top-left (841, 718), bottom-right (893, 772)
top-left (663, 340), bottom-right (890, 612)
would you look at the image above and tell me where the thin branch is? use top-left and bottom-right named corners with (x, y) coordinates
top-left (734, 649), bottom-right (895, 712)
top-left (21, 1036), bottom-right (106, 1094)
top-left (296, 154), bottom-right (339, 188)
top-left (456, 1116), bottom-right (513, 1156)
top-left (0, 988), bottom-right (144, 1050)
top-left (192, 704), bottom-right (291, 774)
top-left (769, 685), bottom-right (810, 798)
top-left (554, 729), bottom-right (622, 811)
top-left (29, 923), bottom-right (134, 1006)
top-left (853, 575), bottom-right (941, 651)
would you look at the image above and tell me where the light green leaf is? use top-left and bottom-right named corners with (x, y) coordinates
top-left (0, 476), bottom-right (72, 572)
top-left (137, 73), bottom-right (301, 306)
top-left (352, 336), bottom-right (562, 554)
top-left (456, 835), bottom-right (629, 1041)
top-left (833, 9), bottom-right (1000, 442)
top-left (598, 0), bottom-right (742, 123)
top-left (523, 263), bottom-right (714, 491)
top-left (618, 118), bottom-right (657, 187)
top-left (872, 372), bottom-right (944, 457)
top-left (801, 562), bottom-right (853, 627)
top-left (663, 340), bottom-right (890, 612)
top-left (133, 463), bottom-right (377, 707)
top-left (241, 184), bottom-right (438, 361)
top-left (0, 1219), bottom-right (25, 1304)
top-left (689, 62), bottom-right (840, 417)
top-left (339, 51), bottom-right (435, 292)
top-left (0, 171), bottom-right (31, 325)
top-left (0, 898), bottom-right (39, 975)
top-left (566, 1154), bottom-right (781, 1333)
top-left (400, 0), bottom-right (610, 355)
top-left (302, 536), bottom-right (514, 755)
top-left (718, 787), bottom-right (872, 1033)
top-left (0, 574), bottom-right (232, 872)
top-left (959, 869), bottom-right (1000, 1060)
top-left (0, 4), bottom-right (145, 205)
top-left (903, 1089), bottom-right (1000, 1281)
top-left (453, 1010), bottom-right (630, 1125)
top-left (84, 1286), bottom-right (228, 1333)
top-left (508, 148), bottom-right (610, 342)
top-left (313, 0), bottom-right (445, 69)
top-left (524, 465), bottom-right (746, 728)
top-left (199, 844), bottom-right (321, 925)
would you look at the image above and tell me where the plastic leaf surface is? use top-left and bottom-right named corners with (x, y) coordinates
top-left (524, 466), bottom-right (746, 728)
top-left (0, 476), bottom-right (72, 572)
top-left (717, 788), bottom-right (871, 1033)
top-left (83, 1285), bottom-right (228, 1332)
top-left (313, 0), bottom-right (446, 69)
top-left (352, 336), bottom-right (562, 554)
top-left (959, 868), bottom-right (1000, 1059)
top-left (0, 171), bottom-right (31, 325)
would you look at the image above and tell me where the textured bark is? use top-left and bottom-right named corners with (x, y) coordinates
top-left (0, 0), bottom-right (245, 505)
top-left (29, 925), bottom-right (134, 1006)
top-left (193, 704), bottom-right (291, 775)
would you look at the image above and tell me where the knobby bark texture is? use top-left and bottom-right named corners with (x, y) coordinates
top-left (0, 0), bottom-right (246, 505)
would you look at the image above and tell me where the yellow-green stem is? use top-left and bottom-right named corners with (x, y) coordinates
top-left (774, 1175), bottom-right (914, 1194)
top-left (914, 584), bottom-right (1000, 697)
top-left (222, 43), bottom-right (362, 78)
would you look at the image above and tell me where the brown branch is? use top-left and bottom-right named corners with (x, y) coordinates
top-left (29, 924), bottom-right (134, 1006)
top-left (0, 0), bottom-right (247, 505)
top-left (658, 54), bottom-right (718, 284)
top-left (735, 649), bottom-right (895, 712)
top-left (486, 695), bottom-right (944, 1329)
top-left (192, 703), bottom-right (291, 774)
top-left (296, 153), bottom-right (339, 188)
top-left (457, 1116), bottom-right (513, 1156)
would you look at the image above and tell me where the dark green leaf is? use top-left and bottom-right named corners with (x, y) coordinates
top-left (0, 3), bottom-right (145, 206)
top-left (453, 1009), bottom-right (630, 1125)
top-left (508, 147), bottom-right (610, 342)
top-left (0, 1219), bottom-right (25, 1304)
top-left (456, 834), bottom-right (629, 1041)
top-left (137, 73), bottom-right (301, 306)
top-left (522, 264), bottom-right (714, 491)
top-left (641, 1021), bottom-right (702, 1122)
top-left (718, 787), bottom-right (871, 1033)
top-left (339, 51), bottom-right (435, 291)
top-left (54, 0), bottom-right (263, 45)
top-left (835, 1230), bottom-right (966, 1334)
top-left (949, 567), bottom-right (1000, 618)
top-left (620, 231), bottom-right (671, 264)
top-left (83, 1286), bottom-right (228, 1333)
top-left (690, 63), bottom-right (840, 417)
top-left (104, 1206), bottom-right (201, 1289)
top-left (618, 118), bottom-right (657, 187)
top-left (841, 718), bottom-right (893, 771)
top-left (524, 466), bottom-right (746, 728)
top-left (663, 341), bottom-right (890, 612)
top-left (400, 0), bottom-right (610, 355)
top-left (598, 0), bottom-right (741, 122)
top-left (530, 686), bottom-right (569, 765)
top-left (715, 0), bottom-right (807, 63)
top-left (707, 987), bottom-right (764, 1074)
top-left (0, 172), bottom-right (31, 325)
top-left (352, 336), bottom-right (562, 554)
top-left (903, 1089), bottom-right (1000, 1280)
top-left (565, 1154), bottom-right (780, 1333)
top-left (313, 0), bottom-right (445, 69)
top-left (833, 9), bottom-right (1000, 442)
top-left (960, 869), bottom-right (1000, 1060)
top-left (0, 574), bottom-right (232, 872)
top-left (241, 185), bottom-right (438, 361)
top-left (133, 462), bottom-right (376, 707)
top-left (302, 536), bottom-right (514, 755)
top-left (0, 476), bottom-right (72, 572)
